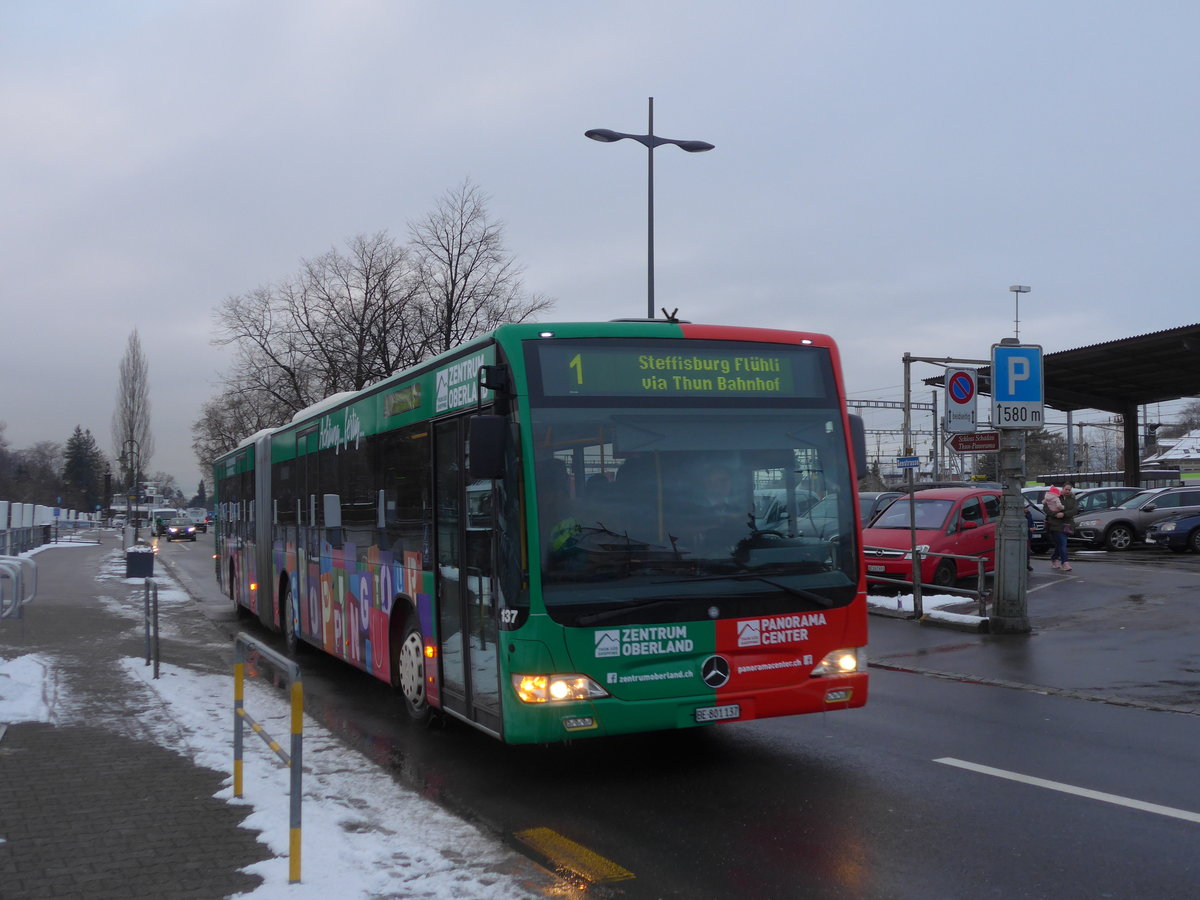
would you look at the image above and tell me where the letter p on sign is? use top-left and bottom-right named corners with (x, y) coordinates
top-left (1006, 356), bottom-right (1030, 395)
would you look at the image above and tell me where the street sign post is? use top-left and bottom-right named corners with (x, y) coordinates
top-left (944, 368), bottom-right (978, 434)
top-left (989, 339), bottom-right (1039, 635)
top-left (946, 431), bottom-right (1000, 453)
top-left (991, 343), bottom-right (1045, 429)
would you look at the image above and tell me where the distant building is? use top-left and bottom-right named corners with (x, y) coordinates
top-left (1142, 429), bottom-right (1200, 480)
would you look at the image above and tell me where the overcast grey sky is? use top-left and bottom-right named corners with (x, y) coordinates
top-left (3, 0), bottom-right (1198, 492)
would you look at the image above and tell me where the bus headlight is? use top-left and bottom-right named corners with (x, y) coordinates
top-left (512, 674), bottom-right (610, 703)
top-left (812, 648), bottom-right (863, 676)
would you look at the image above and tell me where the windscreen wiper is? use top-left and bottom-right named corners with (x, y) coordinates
top-left (651, 573), bottom-right (835, 608)
top-left (576, 598), bottom-right (704, 627)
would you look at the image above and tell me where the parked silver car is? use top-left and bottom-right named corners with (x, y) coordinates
top-left (1073, 486), bottom-right (1200, 550)
top-left (1072, 486), bottom-right (1144, 514)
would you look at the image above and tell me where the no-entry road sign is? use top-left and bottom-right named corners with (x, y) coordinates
top-left (947, 431), bottom-right (1000, 453)
top-left (944, 367), bottom-right (978, 434)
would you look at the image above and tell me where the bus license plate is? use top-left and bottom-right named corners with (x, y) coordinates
top-left (867, 564), bottom-right (886, 573)
top-left (695, 704), bottom-right (740, 723)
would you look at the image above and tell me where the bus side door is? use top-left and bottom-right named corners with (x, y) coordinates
top-left (434, 417), bottom-right (501, 734)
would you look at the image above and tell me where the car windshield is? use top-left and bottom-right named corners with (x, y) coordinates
top-left (869, 497), bottom-right (955, 530)
top-left (168, 518), bottom-right (191, 526)
top-left (1116, 491), bottom-right (1156, 510)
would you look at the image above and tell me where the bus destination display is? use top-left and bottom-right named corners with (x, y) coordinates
top-left (534, 341), bottom-right (822, 399)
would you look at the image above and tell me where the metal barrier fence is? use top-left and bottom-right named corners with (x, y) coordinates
top-left (0, 527), bottom-right (50, 556)
top-left (143, 579), bottom-right (160, 679)
top-left (0, 555), bottom-right (37, 622)
top-left (233, 633), bottom-right (303, 884)
top-left (53, 521), bottom-right (102, 544)
top-left (866, 549), bottom-right (991, 618)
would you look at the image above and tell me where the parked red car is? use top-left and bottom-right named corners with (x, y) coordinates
top-left (861, 488), bottom-right (1001, 587)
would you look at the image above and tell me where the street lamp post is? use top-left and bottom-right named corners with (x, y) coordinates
top-left (586, 97), bottom-right (714, 318)
top-left (1009, 285), bottom-right (1031, 340)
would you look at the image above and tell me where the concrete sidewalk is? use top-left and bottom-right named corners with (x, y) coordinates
top-left (0, 538), bottom-right (271, 899)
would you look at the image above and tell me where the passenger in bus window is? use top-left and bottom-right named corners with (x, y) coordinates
top-left (538, 460), bottom-right (583, 569)
top-left (681, 461), bottom-right (751, 556)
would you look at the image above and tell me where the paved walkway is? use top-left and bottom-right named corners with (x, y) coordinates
top-left (0, 538), bottom-right (271, 899)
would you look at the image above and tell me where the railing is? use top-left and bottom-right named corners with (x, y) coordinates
top-left (0, 555), bottom-right (37, 622)
top-left (0, 527), bottom-right (50, 556)
top-left (233, 633), bottom-right (304, 884)
top-left (866, 549), bottom-right (991, 618)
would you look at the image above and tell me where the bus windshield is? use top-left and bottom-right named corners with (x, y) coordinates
top-left (529, 403), bottom-right (859, 627)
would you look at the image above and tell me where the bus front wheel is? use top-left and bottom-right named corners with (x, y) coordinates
top-left (394, 619), bottom-right (430, 722)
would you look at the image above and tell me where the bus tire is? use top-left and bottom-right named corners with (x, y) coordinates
top-left (230, 562), bottom-right (250, 619)
top-left (393, 616), bottom-right (430, 722)
top-left (282, 578), bottom-right (301, 658)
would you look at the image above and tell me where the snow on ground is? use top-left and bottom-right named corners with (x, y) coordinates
top-left (0, 653), bottom-right (62, 724)
top-left (866, 590), bottom-right (986, 626)
top-left (1, 540), bottom-right (542, 900)
top-left (120, 658), bottom-right (540, 900)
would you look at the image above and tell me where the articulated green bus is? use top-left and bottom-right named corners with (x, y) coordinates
top-left (215, 320), bottom-right (869, 744)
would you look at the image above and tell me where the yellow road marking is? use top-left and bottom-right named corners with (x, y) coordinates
top-left (515, 827), bottom-right (635, 883)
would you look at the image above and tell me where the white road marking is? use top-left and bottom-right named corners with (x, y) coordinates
top-left (934, 757), bottom-right (1200, 824)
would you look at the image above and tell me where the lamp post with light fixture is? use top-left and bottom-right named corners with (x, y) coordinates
top-left (586, 98), bottom-right (714, 319)
top-left (1009, 285), bottom-right (1031, 340)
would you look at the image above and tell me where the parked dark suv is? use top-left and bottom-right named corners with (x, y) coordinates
top-left (1072, 487), bottom-right (1200, 550)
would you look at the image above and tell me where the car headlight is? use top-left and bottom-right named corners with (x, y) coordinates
top-left (812, 647), bottom-right (864, 676)
top-left (902, 544), bottom-right (931, 560)
top-left (1077, 519), bottom-right (1100, 529)
top-left (1158, 522), bottom-right (1177, 533)
top-left (512, 674), bottom-right (610, 703)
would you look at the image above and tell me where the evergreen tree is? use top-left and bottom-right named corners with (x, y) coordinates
top-left (62, 426), bottom-right (107, 512)
top-left (189, 480), bottom-right (208, 508)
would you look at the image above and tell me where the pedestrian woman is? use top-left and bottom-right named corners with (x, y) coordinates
top-left (1043, 484), bottom-right (1079, 571)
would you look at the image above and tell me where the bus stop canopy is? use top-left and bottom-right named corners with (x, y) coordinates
top-left (925, 322), bottom-right (1200, 484)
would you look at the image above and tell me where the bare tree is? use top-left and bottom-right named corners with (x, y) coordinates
top-left (10, 441), bottom-right (64, 504)
top-left (191, 385), bottom-right (285, 477)
top-left (1158, 399), bottom-right (1200, 440)
top-left (111, 330), bottom-right (154, 490)
top-left (409, 179), bottom-right (552, 356)
top-left (197, 181), bottom-right (554, 467)
top-left (212, 232), bottom-right (422, 419)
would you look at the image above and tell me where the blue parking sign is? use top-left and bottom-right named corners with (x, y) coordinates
top-left (991, 343), bottom-right (1044, 429)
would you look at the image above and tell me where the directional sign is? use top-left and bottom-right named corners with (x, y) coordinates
top-left (896, 455), bottom-right (921, 469)
top-left (944, 367), bottom-right (978, 434)
top-left (991, 343), bottom-right (1045, 429)
top-left (947, 431), bottom-right (1000, 453)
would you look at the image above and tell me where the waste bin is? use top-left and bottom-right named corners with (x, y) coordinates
top-left (125, 549), bottom-right (154, 578)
